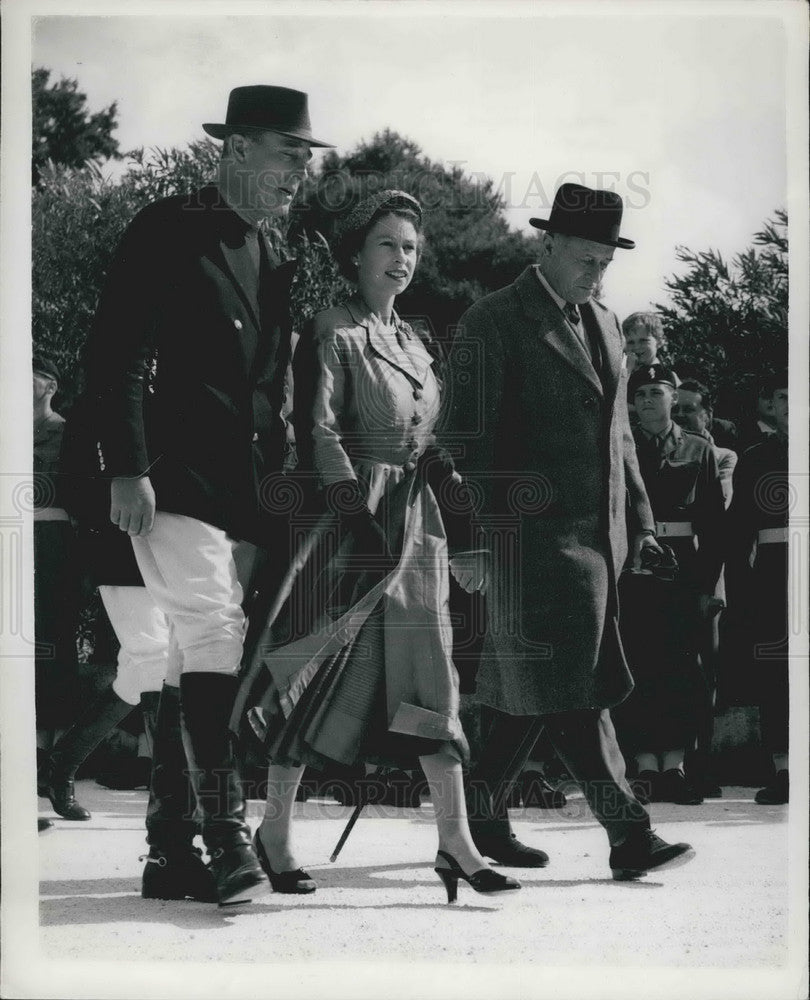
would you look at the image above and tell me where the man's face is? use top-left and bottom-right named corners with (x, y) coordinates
top-left (634, 383), bottom-right (675, 428)
top-left (541, 234), bottom-right (615, 304)
top-left (771, 388), bottom-right (788, 436)
top-left (672, 389), bottom-right (709, 434)
top-left (230, 131), bottom-right (313, 218)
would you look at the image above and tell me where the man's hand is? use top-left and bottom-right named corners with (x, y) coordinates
top-left (110, 476), bottom-right (156, 536)
top-left (699, 594), bottom-right (725, 619)
top-left (631, 531), bottom-right (662, 570)
top-left (449, 551), bottom-right (490, 595)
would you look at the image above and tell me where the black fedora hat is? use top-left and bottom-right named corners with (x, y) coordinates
top-left (530, 183), bottom-right (635, 249)
top-left (203, 85), bottom-right (333, 148)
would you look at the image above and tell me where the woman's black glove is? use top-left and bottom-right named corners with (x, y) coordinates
top-left (324, 480), bottom-right (393, 563)
top-left (416, 445), bottom-right (479, 552)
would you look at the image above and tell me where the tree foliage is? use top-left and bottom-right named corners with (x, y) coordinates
top-left (655, 210), bottom-right (788, 414)
top-left (33, 128), bottom-right (538, 405)
top-left (32, 69), bottom-right (121, 186)
top-left (292, 128), bottom-right (540, 340)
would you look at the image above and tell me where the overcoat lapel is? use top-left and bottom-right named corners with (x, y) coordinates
top-left (514, 267), bottom-right (602, 396)
top-left (581, 299), bottom-right (622, 404)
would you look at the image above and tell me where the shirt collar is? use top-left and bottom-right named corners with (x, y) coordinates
top-left (216, 182), bottom-right (260, 234)
top-left (638, 421), bottom-right (675, 445)
top-left (534, 267), bottom-right (570, 313)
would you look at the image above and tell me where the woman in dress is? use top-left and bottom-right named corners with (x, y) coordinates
top-left (234, 190), bottom-right (519, 903)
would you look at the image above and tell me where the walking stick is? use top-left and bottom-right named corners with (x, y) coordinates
top-left (329, 766), bottom-right (392, 862)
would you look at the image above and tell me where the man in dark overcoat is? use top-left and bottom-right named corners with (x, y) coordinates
top-left (80, 86), bottom-right (332, 905)
top-left (444, 183), bottom-right (695, 880)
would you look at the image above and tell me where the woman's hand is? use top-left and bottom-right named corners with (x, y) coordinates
top-left (449, 551), bottom-right (490, 595)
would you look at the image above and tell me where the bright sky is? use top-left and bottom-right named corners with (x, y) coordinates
top-left (26, 2), bottom-right (796, 320)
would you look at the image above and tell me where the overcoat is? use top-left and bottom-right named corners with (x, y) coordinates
top-left (443, 266), bottom-right (654, 716)
top-left (71, 183), bottom-right (295, 547)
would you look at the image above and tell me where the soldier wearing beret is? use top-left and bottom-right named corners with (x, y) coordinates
top-left (613, 365), bottom-right (726, 804)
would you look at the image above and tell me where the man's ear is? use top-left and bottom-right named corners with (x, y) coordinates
top-left (670, 388), bottom-right (679, 406)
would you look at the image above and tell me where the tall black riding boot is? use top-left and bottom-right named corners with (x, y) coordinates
top-left (141, 684), bottom-right (217, 903)
top-left (179, 673), bottom-right (268, 906)
top-left (38, 685), bottom-right (135, 820)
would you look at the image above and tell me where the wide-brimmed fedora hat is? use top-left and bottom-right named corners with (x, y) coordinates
top-left (530, 183), bottom-right (635, 249)
top-left (203, 85), bottom-right (333, 148)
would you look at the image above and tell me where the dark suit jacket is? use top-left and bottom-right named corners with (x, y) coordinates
top-left (76, 184), bottom-right (296, 547)
top-left (443, 266), bottom-right (654, 716)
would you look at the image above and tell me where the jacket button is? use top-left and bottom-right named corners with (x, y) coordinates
top-left (234, 319), bottom-right (243, 330)
top-left (404, 461), bottom-right (417, 472)
top-left (582, 396), bottom-right (594, 407)
top-left (252, 432), bottom-right (259, 443)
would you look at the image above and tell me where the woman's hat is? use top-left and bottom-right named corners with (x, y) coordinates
top-left (203, 85), bottom-right (333, 147)
top-left (530, 183), bottom-right (635, 249)
top-left (334, 190), bottom-right (422, 251)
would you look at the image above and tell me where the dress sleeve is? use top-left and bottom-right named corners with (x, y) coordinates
top-left (309, 324), bottom-right (357, 487)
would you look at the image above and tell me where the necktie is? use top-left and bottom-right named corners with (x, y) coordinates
top-left (563, 303), bottom-right (581, 327)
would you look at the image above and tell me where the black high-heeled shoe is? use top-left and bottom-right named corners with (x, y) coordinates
top-left (434, 849), bottom-right (521, 904)
top-left (253, 831), bottom-right (317, 894)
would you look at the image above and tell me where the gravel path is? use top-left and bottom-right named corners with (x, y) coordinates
top-left (6, 782), bottom-right (805, 999)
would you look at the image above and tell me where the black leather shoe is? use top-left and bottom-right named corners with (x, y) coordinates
top-left (434, 849), bottom-right (521, 903)
top-left (521, 770), bottom-right (567, 809)
top-left (209, 840), bottom-right (270, 906)
top-left (473, 832), bottom-right (549, 868)
top-left (38, 818), bottom-right (54, 834)
top-left (630, 770), bottom-right (659, 806)
top-left (695, 779), bottom-right (723, 798)
top-left (40, 770), bottom-right (91, 821)
top-left (609, 828), bottom-right (695, 880)
top-left (253, 831), bottom-right (316, 894)
top-left (141, 847), bottom-right (218, 902)
top-left (755, 770), bottom-right (789, 805)
top-left (655, 769), bottom-right (703, 805)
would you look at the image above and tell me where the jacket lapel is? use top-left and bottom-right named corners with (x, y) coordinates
top-left (218, 237), bottom-right (263, 333)
top-left (515, 267), bottom-right (602, 396)
top-left (345, 300), bottom-right (427, 387)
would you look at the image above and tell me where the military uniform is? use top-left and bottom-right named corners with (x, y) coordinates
top-left (725, 435), bottom-right (789, 755)
top-left (614, 421), bottom-right (725, 757)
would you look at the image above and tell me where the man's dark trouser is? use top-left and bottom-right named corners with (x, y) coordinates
top-left (467, 706), bottom-right (650, 846)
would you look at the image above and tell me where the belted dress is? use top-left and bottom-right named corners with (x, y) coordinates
top-left (232, 299), bottom-right (467, 769)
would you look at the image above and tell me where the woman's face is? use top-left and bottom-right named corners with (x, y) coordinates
top-left (624, 327), bottom-right (659, 365)
top-left (355, 213), bottom-right (419, 300)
